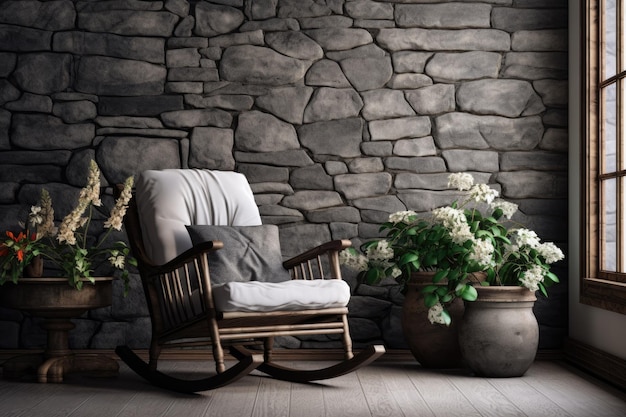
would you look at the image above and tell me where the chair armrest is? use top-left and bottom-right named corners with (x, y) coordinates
top-left (147, 240), bottom-right (224, 274)
top-left (282, 239), bottom-right (352, 270)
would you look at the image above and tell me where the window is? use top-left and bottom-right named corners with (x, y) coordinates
top-left (582, 0), bottom-right (626, 314)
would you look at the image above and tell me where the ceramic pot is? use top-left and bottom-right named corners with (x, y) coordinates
top-left (24, 255), bottom-right (44, 278)
top-left (401, 271), bottom-right (465, 368)
top-left (458, 286), bottom-right (538, 377)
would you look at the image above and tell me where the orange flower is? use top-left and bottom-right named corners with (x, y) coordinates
top-left (5, 231), bottom-right (27, 262)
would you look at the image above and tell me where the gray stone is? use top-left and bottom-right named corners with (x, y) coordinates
top-left (498, 171), bottom-right (568, 199)
top-left (327, 44), bottom-right (388, 61)
top-left (0, 24), bottom-right (51, 52)
top-left (235, 150), bottom-right (314, 167)
top-left (0, 80), bottom-right (20, 106)
top-left (369, 116), bottom-right (431, 140)
top-left (0, 52), bottom-right (16, 76)
top-left (325, 161), bottom-right (348, 175)
top-left (0, 165), bottom-right (63, 183)
top-left (185, 94), bottom-right (254, 111)
top-left (11, 114), bottom-right (94, 150)
top-left (279, 223), bottom-right (331, 258)
top-left (394, 137), bottom-right (437, 157)
top-left (348, 158), bottom-right (384, 174)
top-left (78, 10), bottom-right (178, 36)
top-left (96, 116), bottom-right (163, 129)
top-left (209, 30), bottom-right (265, 48)
top-left (188, 127), bottom-right (235, 170)
top-left (256, 87), bottom-right (313, 125)
top-left (442, 150), bottom-right (500, 172)
top-left (385, 156), bottom-right (446, 173)
top-left (392, 51), bottom-right (432, 73)
top-left (388, 74), bottom-right (433, 90)
top-left (265, 31), bottom-right (323, 60)
top-left (4, 92), bottom-right (52, 113)
top-left (398, 190), bottom-right (465, 213)
top-left (169, 37), bottom-right (209, 49)
top-left (75, 0), bottom-right (163, 12)
top-left (353, 19), bottom-right (395, 29)
top-left (377, 28), bottom-right (510, 52)
top-left (396, 173), bottom-right (458, 191)
top-left (543, 109), bottom-right (568, 127)
top-left (96, 137), bottom-right (180, 184)
top-left (195, 2), bottom-right (244, 37)
top-left (165, 0), bottom-right (190, 17)
top-left (361, 89), bottom-right (415, 121)
top-left (98, 95), bottom-right (184, 116)
top-left (53, 32), bottom-right (165, 64)
top-left (298, 16), bottom-right (351, 29)
top-left (260, 207), bottom-right (304, 225)
top-left (13, 53), bottom-right (72, 94)
top-left (304, 28), bottom-right (373, 51)
top-left (0, 109), bottom-right (9, 150)
top-left (346, 1), bottom-right (393, 20)
top-left (426, 52), bottom-right (502, 82)
top-left (307, 206), bottom-right (361, 224)
top-left (340, 56), bottom-right (393, 91)
top-left (165, 82), bottom-right (203, 94)
top-left (353, 195), bottom-right (406, 214)
top-left (396, 3), bottom-right (491, 29)
top-left (278, 0), bottom-right (333, 19)
top-left (254, 194), bottom-right (283, 205)
top-left (236, 111), bottom-right (299, 152)
top-left (503, 52), bottom-right (568, 80)
top-left (245, 0), bottom-right (278, 20)
top-left (166, 48), bottom-right (200, 68)
top-left (240, 17), bottom-right (299, 32)
top-left (161, 108), bottom-right (232, 128)
top-left (251, 182), bottom-right (294, 195)
top-left (457, 79), bottom-right (545, 117)
top-left (362, 141), bottom-right (393, 157)
top-left (66, 149), bottom-right (97, 187)
top-left (435, 113), bottom-right (544, 151)
top-left (500, 151), bottom-right (567, 172)
top-left (405, 84), bottom-right (455, 115)
top-left (168, 67), bottom-right (219, 82)
top-left (282, 191), bottom-right (343, 211)
top-left (330, 222), bottom-right (359, 240)
top-left (512, 30), bottom-right (568, 51)
top-left (239, 164), bottom-right (289, 183)
top-left (76, 56), bottom-right (166, 96)
top-left (53, 92), bottom-right (98, 102)
top-left (298, 118), bottom-right (363, 158)
top-left (492, 7), bottom-right (567, 31)
top-left (0, 0), bottom-right (75, 30)
top-left (348, 295), bottom-right (391, 318)
top-left (304, 87), bottom-right (363, 123)
top-left (220, 45), bottom-right (310, 85)
top-left (53, 101), bottom-right (97, 123)
top-left (174, 15), bottom-right (194, 36)
top-left (305, 59), bottom-right (351, 87)
top-left (335, 173), bottom-right (393, 200)
top-left (290, 165), bottom-right (333, 190)
top-left (0, 150), bottom-right (71, 167)
top-left (540, 128), bottom-right (568, 152)
top-left (534, 80), bottom-right (568, 107)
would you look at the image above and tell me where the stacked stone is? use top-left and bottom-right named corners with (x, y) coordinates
top-left (0, 0), bottom-right (568, 351)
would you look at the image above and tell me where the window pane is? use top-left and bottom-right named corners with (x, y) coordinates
top-left (603, 178), bottom-right (618, 271)
top-left (605, 0), bottom-right (618, 79)
top-left (604, 83), bottom-right (617, 173)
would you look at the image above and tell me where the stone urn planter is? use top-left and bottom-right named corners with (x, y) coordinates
top-left (458, 286), bottom-right (539, 377)
top-left (401, 272), bottom-right (465, 368)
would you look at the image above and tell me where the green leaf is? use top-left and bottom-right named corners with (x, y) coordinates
top-left (433, 269), bottom-right (448, 283)
top-left (424, 293), bottom-right (439, 308)
top-left (421, 285), bottom-right (439, 294)
top-left (461, 284), bottom-right (478, 301)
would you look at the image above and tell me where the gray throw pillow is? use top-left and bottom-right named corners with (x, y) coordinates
top-left (186, 224), bottom-right (291, 285)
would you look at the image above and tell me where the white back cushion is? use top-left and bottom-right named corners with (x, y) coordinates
top-left (135, 169), bottom-right (261, 265)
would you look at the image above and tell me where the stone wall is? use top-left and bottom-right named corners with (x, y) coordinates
top-left (0, 0), bottom-right (568, 353)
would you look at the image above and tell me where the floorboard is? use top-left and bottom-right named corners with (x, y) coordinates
top-left (1, 359), bottom-right (625, 417)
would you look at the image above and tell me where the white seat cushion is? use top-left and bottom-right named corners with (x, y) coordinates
top-left (212, 279), bottom-right (351, 312)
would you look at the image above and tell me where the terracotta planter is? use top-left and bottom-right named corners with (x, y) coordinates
top-left (401, 271), bottom-right (465, 368)
top-left (458, 286), bottom-right (538, 377)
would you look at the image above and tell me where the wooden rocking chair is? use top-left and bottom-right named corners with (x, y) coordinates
top-left (115, 169), bottom-right (385, 393)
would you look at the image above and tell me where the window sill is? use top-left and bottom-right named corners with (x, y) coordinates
top-left (581, 278), bottom-right (626, 315)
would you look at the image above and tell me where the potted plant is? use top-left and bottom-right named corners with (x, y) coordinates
top-left (340, 172), bottom-right (564, 374)
top-left (0, 160), bottom-right (136, 292)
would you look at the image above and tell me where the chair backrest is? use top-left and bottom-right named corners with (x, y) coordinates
top-left (135, 169), bottom-right (262, 265)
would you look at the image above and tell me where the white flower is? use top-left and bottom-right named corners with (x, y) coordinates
top-left (519, 264), bottom-right (544, 292)
top-left (427, 302), bottom-right (448, 325)
top-left (537, 242), bottom-right (564, 264)
top-left (339, 248), bottom-right (369, 272)
top-left (366, 240), bottom-right (394, 262)
top-left (390, 266), bottom-right (402, 279)
top-left (109, 254), bottom-right (125, 269)
top-left (515, 228), bottom-right (540, 249)
top-left (29, 205), bottom-right (43, 227)
top-left (469, 238), bottom-right (495, 268)
top-left (469, 184), bottom-right (499, 204)
top-left (490, 199), bottom-right (518, 219)
top-left (448, 172), bottom-right (474, 191)
top-left (433, 207), bottom-right (473, 244)
top-left (105, 176), bottom-right (134, 231)
top-left (449, 222), bottom-right (474, 245)
top-left (388, 210), bottom-right (417, 224)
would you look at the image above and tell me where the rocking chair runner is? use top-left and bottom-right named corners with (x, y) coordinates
top-left (115, 169), bottom-right (385, 393)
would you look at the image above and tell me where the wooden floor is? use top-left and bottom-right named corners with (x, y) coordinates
top-left (1, 358), bottom-right (625, 417)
